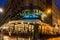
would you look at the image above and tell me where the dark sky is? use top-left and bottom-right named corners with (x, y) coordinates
top-left (0, 0), bottom-right (7, 16)
top-left (54, 0), bottom-right (60, 9)
top-left (0, 0), bottom-right (7, 8)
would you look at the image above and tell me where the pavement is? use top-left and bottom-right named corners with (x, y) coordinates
top-left (0, 34), bottom-right (60, 40)
top-left (0, 35), bottom-right (31, 40)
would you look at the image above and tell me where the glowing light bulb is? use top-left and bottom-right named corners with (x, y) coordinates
top-left (0, 8), bottom-right (3, 13)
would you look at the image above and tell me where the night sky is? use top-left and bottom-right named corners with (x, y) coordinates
top-left (54, 0), bottom-right (60, 9)
top-left (0, 0), bottom-right (7, 16)
top-left (0, 0), bottom-right (7, 8)
top-left (0, 0), bottom-right (60, 16)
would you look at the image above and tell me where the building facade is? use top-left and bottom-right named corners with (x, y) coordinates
top-left (52, 0), bottom-right (60, 26)
top-left (0, 0), bottom-right (52, 26)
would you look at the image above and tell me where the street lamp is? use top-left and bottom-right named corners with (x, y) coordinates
top-left (47, 9), bottom-right (51, 13)
top-left (45, 8), bottom-right (52, 25)
top-left (45, 8), bottom-right (52, 15)
top-left (0, 8), bottom-right (3, 13)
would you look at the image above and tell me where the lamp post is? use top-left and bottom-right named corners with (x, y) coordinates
top-left (45, 8), bottom-right (52, 25)
top-left (33, 23), bottom-right (39, 40)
